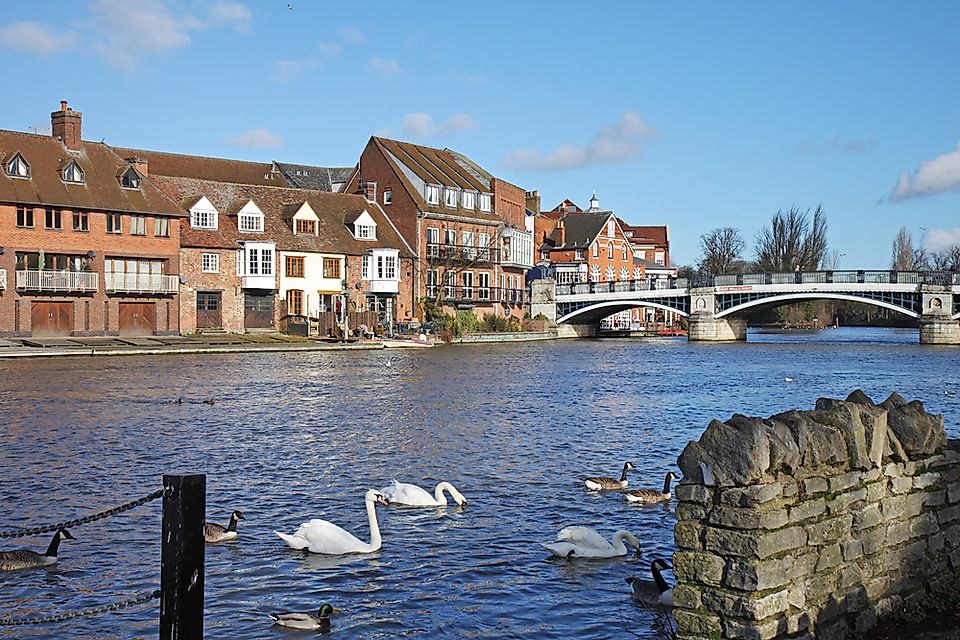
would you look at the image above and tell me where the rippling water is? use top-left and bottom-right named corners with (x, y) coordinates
top-left (1, 327), bottom-right (958, 639)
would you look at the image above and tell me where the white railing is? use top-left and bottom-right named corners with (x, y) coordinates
top-left (16, 269), bottom-right (99, 292)
top-left (0, 269), bottom-right (5, 289)
top-left (105, 272), bottom-right (179, 293)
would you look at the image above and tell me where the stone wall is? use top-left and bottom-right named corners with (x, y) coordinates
top-left (672, 391), bottom-right (960, 639)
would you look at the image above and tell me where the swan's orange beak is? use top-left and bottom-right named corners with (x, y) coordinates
top-left (375, 494), bottom-right (390, 507)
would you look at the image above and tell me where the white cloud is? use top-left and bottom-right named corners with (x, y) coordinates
top-left (922, 228), bottom-right (960, 252)
top-left (0, 21), bottom-right (76, 56)
top-left (889, 141), bottom-right (960, 202)
top-left (369, 57), bottom-right (403, 78)
top-left (338, 26), bottom-right (365, 44)
top-left (502, 111), bottom-right (659, 171)
top-left (88, 0), bottom-right (202, 70)
top-left (228, 128), bottom-right (283, 149)
top-left (209, 2), bottom-right (253, 33)
top-left (401, 113), bottom-right (475, 139)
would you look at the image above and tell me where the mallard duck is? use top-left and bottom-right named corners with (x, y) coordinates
top-left (542, 526), bottom-right (641, 559)
top-left (0, 529), bottom-right (74, 571)
top-left (205, 510), bottom-right (244, 543)
top-left (584, 461), bottom-right (634, 491)
top-left (268, 603), bottom-right (338, 630)
top-left (626, 558), bottom-right (674, 607)
top-left (624, 472), bottom-right (677, 504)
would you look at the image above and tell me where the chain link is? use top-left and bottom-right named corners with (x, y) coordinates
top-left (0, 489), bottom-right (167, 539)
top-left (0, 589), bottom-right (160, 626)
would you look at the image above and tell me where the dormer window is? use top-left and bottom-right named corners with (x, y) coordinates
top-left (426, 185), bottom-right (440, 205)
top-left (444, 188), bottom-right (458, 208)
top-left (189, 196), bottom-right (219, 230)
top-left (237, 200), bottom-right (264, 233)
top-left (120, 167), bottom-right (141, 189)
top-left (479, 193), bottom-right (492, 212)
top-left (6, 153), bottom-right (30, 178)
top-left (462, 191), bottom-right (476, 209)
top-left (296, 219), bottom-right (316, 235)
top-left (355, 223), bottom-right (376, 240)
top-left (63, 161), bottom-right (84, 184)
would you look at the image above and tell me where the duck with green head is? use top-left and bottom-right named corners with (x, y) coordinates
top-left (268, 603), bottom-right (338, 630)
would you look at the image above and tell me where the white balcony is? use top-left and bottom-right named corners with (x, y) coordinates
top-left (500, 228), bottom-right (534, 269)
top-left (242, 273), bottom-right (276, 290)
top-left (105, 272), bottom-right (179, 294)
top-left (367, 278), bottom-right (399, 294)
top-left (16, 269), bottom-right (99, 292)
top-left (0, 269), bottom-right (5, 290)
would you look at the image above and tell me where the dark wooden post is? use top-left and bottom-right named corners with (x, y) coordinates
top-left (160, 474), bottom-right (205, 640)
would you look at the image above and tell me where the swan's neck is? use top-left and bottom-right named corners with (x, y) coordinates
top-left (433, 483), bottom-right (450, 505)
top-left (45, 533), bottom-right (63, 558)
top-left (612, 531), bottom-right (632, 554)
top-left (365, 498), bottom-right (381, 550)
top-left (663, 474), bottom-right (674, 495)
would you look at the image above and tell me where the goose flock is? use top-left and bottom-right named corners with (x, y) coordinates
top-left (1, 465), bottom-right (678, 631)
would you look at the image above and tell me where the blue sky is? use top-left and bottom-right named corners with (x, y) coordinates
top-left (2, 1), bottom-right (959, 268)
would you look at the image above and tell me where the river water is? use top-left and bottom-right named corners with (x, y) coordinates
top-left (1, 327), bottom-right (958, 639)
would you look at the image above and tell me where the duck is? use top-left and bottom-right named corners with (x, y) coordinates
top-left (202, 399), bottom-right (216, 406)
top-left (275, 490), bottom-right (390, 554)
top-left (784, 377), bottom-right (795, 382)
top-left (380, 480), bottom-right (467, 507)
top-left (268, 603), bottom-right (338, 631)
top-left (624, 472), bottom-right (677, 504)
top-left (204, 510), bottom-right (245, 543)
top-left (625, 558), bottom-right (674, 607)
top-left (584, 461), bottom-right (634, 491)
top-left (0, 529), bottom-right (74, 571)
top-left (542, 526), bottom-right (641, 559)
top-left (945, 390), bottom-right (956, 398)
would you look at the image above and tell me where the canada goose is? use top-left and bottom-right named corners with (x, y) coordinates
top-left (0, 529), bottom-right (74, 571)
top-left (542, 526), bottom-right (641, 559)
top-left (584, 461), bottom-right (634, 491)
top-left (202, 399), bottom-right (216, 406)
top-left (625, 558), bottom-right (674, 607)
top-left (268, 603), bottom-right (338, 630)
top-left (205, 510), bottom-right (244, 543)
top-left (624, 472), bottom-right (677, 504)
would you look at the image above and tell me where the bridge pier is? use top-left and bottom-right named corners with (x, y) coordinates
top-left (687, 293), bottom-right (746, 341)
top-left (919, 289), bottom-right (960, 344)
top-left (530, 279), bottom-right (557, 324)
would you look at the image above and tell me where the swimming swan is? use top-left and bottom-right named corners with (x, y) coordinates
top-left (542, 526), bottom-right (641, 559)
top-left (380, 480), bottom-right (467, 507)
top-left (275, 490), bottom-right (389, 555)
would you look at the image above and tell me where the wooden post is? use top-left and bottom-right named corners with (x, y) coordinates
top-left (160, 474), bottom-right (205, 640)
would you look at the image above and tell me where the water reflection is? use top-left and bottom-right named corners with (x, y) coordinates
top-left (0, 327), bottom-right (957, 638)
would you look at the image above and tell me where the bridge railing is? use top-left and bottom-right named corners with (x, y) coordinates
top-left (556, 276), bottom-right (689, 296)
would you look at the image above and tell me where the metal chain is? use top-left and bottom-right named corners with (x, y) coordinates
top-left (0, 489), bottom-right (167, 539)
top-left (0, 589), bottom-right (160, 626)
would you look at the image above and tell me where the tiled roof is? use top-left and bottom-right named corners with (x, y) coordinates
top-left (546, 212), bottom-right (613, 250)
top-left (0, 129), bottom-right (185, 216)
top-left (274, 162), bottom-right (355, 192)
top-left (113, 146), bottom-right (287, 187)
top-left (150, 174), bottom-right (413, 258)
top-left (620, 221), bottom-right (668, 246)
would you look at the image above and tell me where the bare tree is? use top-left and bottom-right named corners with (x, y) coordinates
top-left (755, 205), bottom-right (829, 271)
top-left (698, 227), bottom-right (745, 275)
top-left (930, 246), bottom-right (960, 271)
top-left (890, 227), bottom-right (929, 270)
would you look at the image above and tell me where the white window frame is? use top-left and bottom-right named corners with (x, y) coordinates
top-left (121, 168), bottom-right (141, 190)
top-left (426, 185), bottom-right (440, 205)
top-left (444, 188), bottom-right (458, 208)
top-left (427, 227), bottom-right (440, 258)
top-left (620, 267), bottom-right (628, 281)
top-left (462, 271), bottom-right (474, 298)
top-left (376, 254), bottom-right (398, 280)
top-left (239, 213), bottom-right (264, 233)
top-left (191, 208), bottom-right (218, 230)
top-left (130, 215), bottom-right (146, 235)
top-left (7, 154), bottom-right (30, 178)
top-left (154, 217), bottom-right (169, 237)
top-left (426, 268), bottom-right (439, 297)
top-left (575, 249), bottom-right (584, 260)
top-left (655, 251), bottom-right (665, 266)
top-left (478, 232), bottom-right (490, 260)
top-left (478, 271), bottom-right (490, 300)
top-left (63, 161), bottom-right (84, 184)
top-left (202, 253), bottom-right (220, 273)
top-left (592, 242), bottom-right (598, 258)
top-left (607, 220), bottom-right (615, 237)
top-left (479, 193), bottom-right (492, 212)
top-left (383, 190), bottom-right (392, 205)
top-left (462, 230), bottom-right (474, 260)
top-left (462, 191), bottom-right (476, 209)
top-left (355, 223), bottom-right (376, 240)
top-left (605, 266), bottom-right (615, 281)
top-left (444, 270), bottom-right (456, 298)
top-left (622, 245), bottom-right (627, 261)
top-left (607, 242), bottom-right (614, 259)
top-left (362, 254), bottom-right (371, 279)
top-left (590, 265), bottom-right (600, 282)
top-left (633, 267), bottom-right (642, 279)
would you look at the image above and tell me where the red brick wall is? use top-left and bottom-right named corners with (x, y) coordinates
top-left (491, 178), bottom-right (526, 229)
top-left (346, 140), bottom-right (419, 250)
top-left (178, 248), bottom-right (244, 333)
top-left (0, 203), bottom-right (181, 336)
top-left (343, 254), bottom-right (416, 322)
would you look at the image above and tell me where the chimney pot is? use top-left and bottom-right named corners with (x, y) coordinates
top-left (60, 100), bottom-right (67, 111)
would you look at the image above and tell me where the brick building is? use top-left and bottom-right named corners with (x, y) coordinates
top-left (0, 102), bottom-right (185, 337)
top-left (346, 137), bottom-right (534, 320)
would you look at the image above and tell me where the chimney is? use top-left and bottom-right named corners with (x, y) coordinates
top-left (51, 100), bottom-right (82, 150)
top-left (125, 156), bottom-right (149, 176)
top-left (360, 181), bottom-right (377, 204)
top-left (525, 189), bottom-right (541, 215)
top-left (556, 219), bottom-right (566, 246)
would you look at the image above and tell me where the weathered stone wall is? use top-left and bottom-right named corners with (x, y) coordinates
top-left (672, 391), bottom-right (960, 639)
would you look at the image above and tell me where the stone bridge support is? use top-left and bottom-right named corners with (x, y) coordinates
top-left (687, 293), bottom-right (746, 342)
top-left (919, 288), bottom-right (959, 345)
top-left (529, 279), bottom-right (557, 324)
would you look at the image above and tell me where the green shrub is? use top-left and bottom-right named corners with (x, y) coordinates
top-left (482, 315), bottom-right (510, 332)
top-left (452, 310), bottom-right (481, 336)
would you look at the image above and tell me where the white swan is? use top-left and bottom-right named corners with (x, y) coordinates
top-left (542, 526), bottom-right (641, 559)
top-left (380, 480), bottom-right (468, 507)
top-left (274, 489), bottom-right (389, 554)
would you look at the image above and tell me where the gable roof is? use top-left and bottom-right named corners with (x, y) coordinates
top-left (113, 146), bottom-right (286, 187)
top-left (274, 162), bottom-right (354, 191)
top-left (0, 129), bottom-right (185, 216)
top-left (620, 222), bottom-right (668, 246)
top-left (546, 212), bottom-right (615, 250)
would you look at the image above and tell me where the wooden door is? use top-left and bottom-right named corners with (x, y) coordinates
top-left (31, 302), bottom-right (73, 337)
top-left (119, 303), bottom-right (156, 336)
top-left (196, 292), bottom-right (222, 329)
top-left (244, 294), bottom-right (273, 329)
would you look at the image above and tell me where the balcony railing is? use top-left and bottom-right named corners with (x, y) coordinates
top-left (0, 269), bottom-right (5, 290)
top-left (426, 243), bottom-right (500, 265)
top-left (425, 286), bottom-right (529, 305)
top-left (105, 272), bottom-right (179, 294)
top-left (16, 269), bottom-right (99, 292)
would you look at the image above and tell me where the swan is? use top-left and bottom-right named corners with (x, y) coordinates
top-left (0, 529), bottom-right (74, 571)
top-left (542, 526), bottom-right (641, 559)
top-left (625, 558), bottom-right (674, 607)
top-left (275, 490), bottom-right (389, 554)
top-left (205, 510), bottom-right (244, 543)
top-left (268, 603), bottom-right (338, 630)
top-left (381, 480), bottom-right (467, 507)
top-left (584, 461), bottom-right (634, 491)
top-left (624, 472), bottom-right (677, 504)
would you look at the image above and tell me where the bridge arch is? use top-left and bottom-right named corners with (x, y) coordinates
top-left (715, 292), bottom-right (919, 320)
top-left (557, 300), bottom-right (690, 325)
